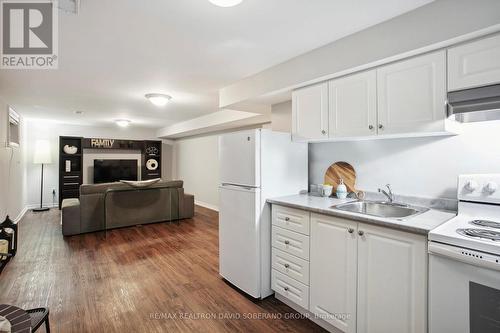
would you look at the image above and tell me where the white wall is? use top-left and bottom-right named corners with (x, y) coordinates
top-left (309, 121), bottom-right (500, 200)
top-left (24, 120), bottom-right (172, 207)
top-left (220, 0), bottom-right (500, 107)
top-left (173, 134), bottom-right (219, 210)
top-left (0, 99), bottom-right (27, 221)
top-left (271, 101), bottom-right (292, 133)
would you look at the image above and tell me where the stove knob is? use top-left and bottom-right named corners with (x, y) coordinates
top-left (484, 182), bottom-right (498, 194)
top-left (465, 180), bottom-right (478, 192)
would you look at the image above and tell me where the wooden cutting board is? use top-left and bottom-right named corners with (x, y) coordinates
top-left (324, 161), bottom-right (357, 193)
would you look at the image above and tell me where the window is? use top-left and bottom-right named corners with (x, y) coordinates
top-left (7, 106), bottom-right (20, 147)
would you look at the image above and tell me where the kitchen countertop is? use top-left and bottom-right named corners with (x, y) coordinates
top-left (267, 194), bottom-right (456, 235)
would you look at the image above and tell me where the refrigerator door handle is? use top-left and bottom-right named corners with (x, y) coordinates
top-left (220, 183), bottom-right (258, 191)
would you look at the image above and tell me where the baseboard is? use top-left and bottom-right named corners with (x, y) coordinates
top-left (12, 206), bottom-right (28, 223)
top-left (194, 200), bottom-right (219, 212)
top-left (11, 203), bottom-right (58, 223)
top-left (275, 294), bottom-right (344, 333)
top-left (25, 203), bottom-right (58, 210)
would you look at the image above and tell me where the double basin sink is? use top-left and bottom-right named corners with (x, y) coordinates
top-left (331, 200), bottom-right (429, 220)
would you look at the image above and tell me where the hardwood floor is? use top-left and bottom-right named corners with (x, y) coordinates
top-left (0, 206), bottom-right (325, 333)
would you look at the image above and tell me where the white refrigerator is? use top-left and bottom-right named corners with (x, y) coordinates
top-left (218, 129), bottom-right (308, 299)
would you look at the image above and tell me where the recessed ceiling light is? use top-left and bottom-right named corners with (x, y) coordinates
top-left (145, 93), bottom-right (172, 107)
top-left (208, 0), bottom-right (243, 7)
top-left (115, 119), bottom-right (131, 127)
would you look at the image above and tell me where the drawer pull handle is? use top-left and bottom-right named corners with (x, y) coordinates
top-left (284, 240), bottom-right (290, 245)
top-left (358, 230), bottom-right (364, 236)
top-left (284, 217), bottom-right (290, 221)
top-left (348, 228), bottom-right (354, 234)
top-left (284, 287), bottom-right (289, 291)
top-left (284, 264), bottom-right (290, 268)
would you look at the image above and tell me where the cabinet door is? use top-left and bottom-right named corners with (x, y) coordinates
top-left (448, 34), bottom-right (500, 91)
top-left (329, 70), bottom-right (377, 138)
top-left (292, 82), bottom-right (329, 141)
top-left (377, 51), bottom-right (446, 135)
top-left (310, 214), bottom-right (357, 333)
top-left (356, 223), bottom-right (427, 333)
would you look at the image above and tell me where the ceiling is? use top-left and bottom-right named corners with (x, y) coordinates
top-left (0, 0), bottom-right (433, 129)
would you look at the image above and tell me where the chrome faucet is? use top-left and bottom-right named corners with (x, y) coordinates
top-left (378, 184), bottom-right (395, 203)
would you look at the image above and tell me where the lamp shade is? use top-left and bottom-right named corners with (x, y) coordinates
top-left (33, 139), bottom-right (52, 164)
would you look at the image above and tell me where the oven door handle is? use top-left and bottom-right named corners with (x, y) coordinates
top-left (429, 241), bottom-right (500, 272)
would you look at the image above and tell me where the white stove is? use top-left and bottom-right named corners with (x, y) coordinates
top-left (428, 174), bottom-right (500, 333)
top-left (430, 174), bottom-right (500, 257)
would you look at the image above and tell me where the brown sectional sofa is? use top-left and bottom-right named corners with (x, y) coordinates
top-left (62, 180), bottom-right (194, 236)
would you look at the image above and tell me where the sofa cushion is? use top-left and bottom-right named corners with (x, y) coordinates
top-left (120, 178), bottom-right (161, 188)
top-left (62, 198), bottom-right (81, 236)
top-left (80, 180), bottom-right (183, 195)
top-left (62, 198), bottom-right (80, 208)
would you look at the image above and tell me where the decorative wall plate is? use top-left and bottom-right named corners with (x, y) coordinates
top-left (146, 159), bottom-right (158, 170)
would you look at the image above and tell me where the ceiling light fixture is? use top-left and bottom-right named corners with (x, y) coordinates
top-left (145, 93), bottom-right (172, 107)
top-left (115, 119), bottom-right (131, 127)
top-left (208, 0), bottom-right (243, 8)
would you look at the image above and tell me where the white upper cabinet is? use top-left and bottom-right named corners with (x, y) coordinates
top-left (377, 51), bottom-right (447, 135)
top-left (292, 82), bottom-right (329, 141)
top-left (328, 70), bottom-right (377, 138)
top-left (292, 51), bottom-right (453, 142)
top-left (356, 222), bottom-right (427, 333)
top-left (310, 214), bottom-right (357, 333)
top-left (448, 34), bottom-right (500, 91)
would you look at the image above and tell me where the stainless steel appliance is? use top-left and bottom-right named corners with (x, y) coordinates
top-left (447, 84), bottom-right (500, 122)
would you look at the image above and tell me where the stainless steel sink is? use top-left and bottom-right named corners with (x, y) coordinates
top-left (331, 201), bottom-right (429, 219)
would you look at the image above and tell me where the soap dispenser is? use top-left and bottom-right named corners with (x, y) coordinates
top-left (336, 179), bottom-right (348, 199)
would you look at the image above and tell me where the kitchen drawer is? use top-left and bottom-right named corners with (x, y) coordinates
top-left (272, 269), bottom-right (310, 310)
top-left (272, 247), bottom-right (310, 285)
top-left (272, 205), bottom-right (310, 235)
top-left (272, 226), bottom-right (310, 260)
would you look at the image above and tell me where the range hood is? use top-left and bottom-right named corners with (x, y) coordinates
top-left (447, 84), bottom-right (500, 123)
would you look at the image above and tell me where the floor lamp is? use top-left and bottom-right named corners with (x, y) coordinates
top-left (33, 139), bottom-right (52, 212)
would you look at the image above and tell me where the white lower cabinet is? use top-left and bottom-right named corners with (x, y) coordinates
top-left (272, 226), bottom-right (310, 260)
top-left (272, 247), bottom-right (310, 285)
top-left (356, 222), bottom-right (427, 333)
top-left (310, 213), bottom-right (358, 333)
top-left (271, 205), bottom-right (311, 310)
top-left (272, 204), bottom-right (310, 235)
top-left (271, 204), bottom-right (428, 333)
top-left (272, 270), bottom-right (310, 309)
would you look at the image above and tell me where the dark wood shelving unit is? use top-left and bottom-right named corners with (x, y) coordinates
top-left (142, 140), bottom-right (162, 180)
top-left (58, 137), bottom-right (163, 209)
top-left (59, 136), bottom-right (83, 208)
